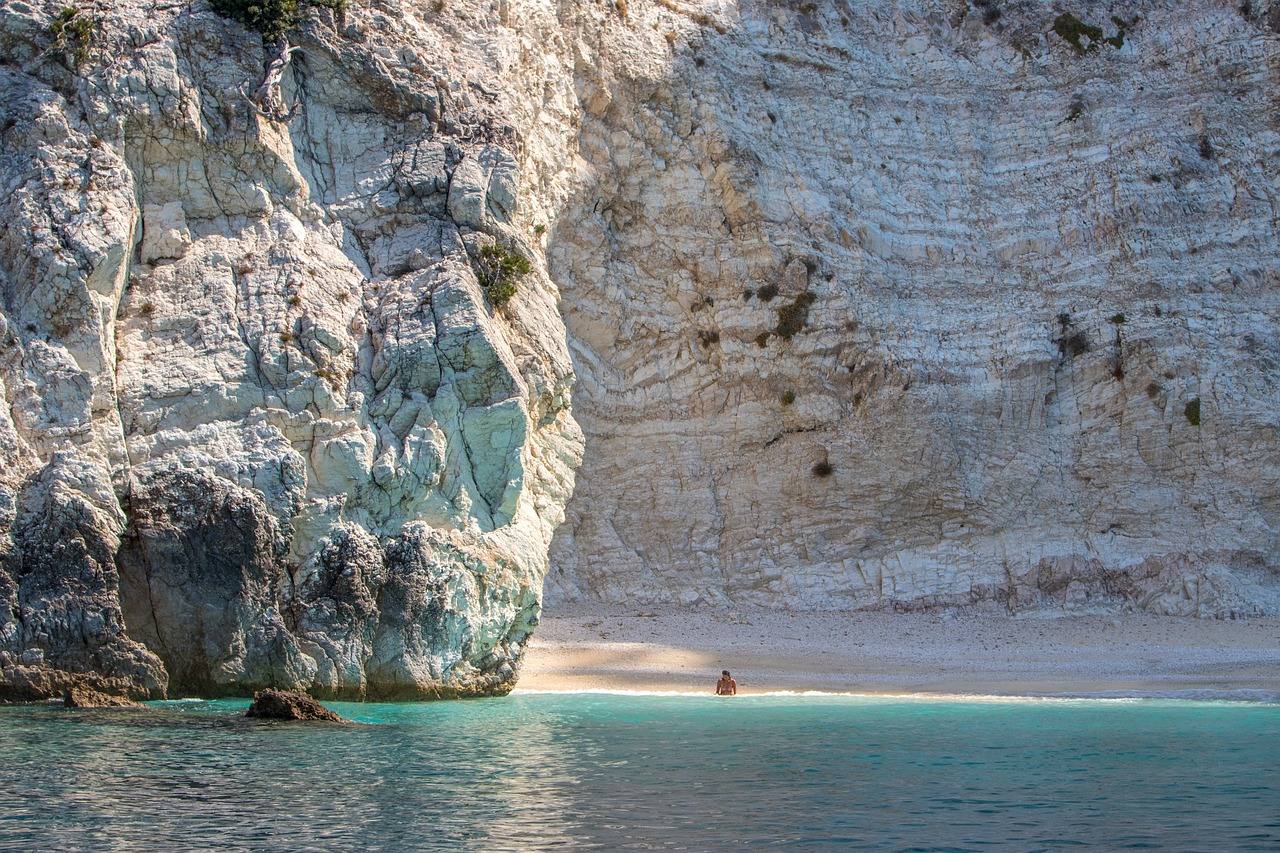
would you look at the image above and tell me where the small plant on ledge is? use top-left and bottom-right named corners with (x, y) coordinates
top-left (1184, 398), bottom-right (1201, 427)
top-left (211, 0), bottom-right (346, 40)
top-left (475, 243), bottom-right (531, 308)
top-left (48, 6), bottom-right (95, 68)
top-left (1052, 12), bottom-right (1102, 54)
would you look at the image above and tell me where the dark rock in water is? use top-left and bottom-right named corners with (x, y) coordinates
top-left (245, 689), bottom-right (344, 722)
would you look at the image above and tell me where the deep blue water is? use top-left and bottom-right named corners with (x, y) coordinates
top-left (1, 692), bottom-right (1277, 851)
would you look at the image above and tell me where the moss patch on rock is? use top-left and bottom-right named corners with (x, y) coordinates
top-left (1184, 398), bottom-right (1201, 426)
top-left (775, 292), bottom-right (816, 340)
top-left (1051, 12), bottom-right (1103, 54)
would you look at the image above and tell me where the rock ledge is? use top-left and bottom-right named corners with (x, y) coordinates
top-left (62, 686), bottom-right (140, 709)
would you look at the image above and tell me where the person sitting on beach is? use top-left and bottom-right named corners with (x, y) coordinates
top-left (715, 670), bottom-right (737, 696)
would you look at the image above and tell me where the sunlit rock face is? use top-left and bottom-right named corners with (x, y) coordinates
top-left (545, 0), bottom-right (1280, 617)
top-left (0, 0), bottom-right (1277, 703)
top-left (0, 1), bottom-right (583, 700)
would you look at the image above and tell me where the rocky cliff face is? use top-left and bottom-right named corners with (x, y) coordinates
top-left (544, 0), bottom-right (1280, 617)
top-left (0, 0), bottom-right (585, 699)
top-left (0, 0), bottom-right (1277, 702)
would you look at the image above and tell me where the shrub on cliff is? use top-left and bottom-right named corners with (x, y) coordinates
top-left (1052, 12), bottom-right (1103, 54)
top-left (1051, 11), bottom-right (1128, 55)
top-left (211, 0), bottom-right (345, 41)
top-left (775, 292), bottom-right (816, 339)
top-left (48, 6), bottom-right (94, 68)
top-left (476, 244), bottom-right (531, 308)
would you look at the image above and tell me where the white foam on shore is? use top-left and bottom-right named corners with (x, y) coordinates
top-left (510, 687), bottom-right (1279, 705)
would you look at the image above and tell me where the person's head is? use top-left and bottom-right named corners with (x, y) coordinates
top-left (722, 670), bottom-right (730, 678)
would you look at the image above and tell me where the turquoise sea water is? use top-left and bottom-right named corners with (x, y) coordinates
top-left (1, 693), bottom-right (1277, 851)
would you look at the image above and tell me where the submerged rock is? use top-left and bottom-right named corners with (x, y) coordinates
top-left (245, 689), bottom-right (344, 723)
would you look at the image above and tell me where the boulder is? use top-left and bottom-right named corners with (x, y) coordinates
top-left (245, 689), bottom-right (345, 722)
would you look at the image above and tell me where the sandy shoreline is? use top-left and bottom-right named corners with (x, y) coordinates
top-left (518, 606), bottom-right (1280, 701)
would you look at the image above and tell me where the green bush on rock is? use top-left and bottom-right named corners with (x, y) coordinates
top-left (1052, 12), bottom-right (1103, 54)
top-left (48, 6), bottom-right (94, 68)
top-left (211, 0), bottom-right (345, 41)
top-left (476, 244), bottom-right (532, 308)
top-left (775, 292), bottom-right (816, 339)
top-left (1051, 11), bottom-right (1128, 55)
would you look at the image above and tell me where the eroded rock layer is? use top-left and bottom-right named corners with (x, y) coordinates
top-left (1, 0), bottom-right (1277, 703)
top-left (545, 0), bottom-right (1280, 617)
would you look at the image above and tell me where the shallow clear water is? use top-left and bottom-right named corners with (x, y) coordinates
top-left (1, 693), bottom-right (1278, 851)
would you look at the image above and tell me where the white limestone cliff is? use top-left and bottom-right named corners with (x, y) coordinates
top-left (0, 0), bottom-right (1277, 702)
top-left (0, 0), bottom-right (585, 699)
top-left (544, 0), bottom-right (1280, 618)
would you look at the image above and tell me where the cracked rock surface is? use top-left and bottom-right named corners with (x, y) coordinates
top-left (1, 0), bottom-right (1278, 703)
top-left (544, 0), bottom-right (1280, 617)
top-left (0, 0), bottom-right (583, 699)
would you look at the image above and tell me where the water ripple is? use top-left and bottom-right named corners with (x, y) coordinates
top-left (0, 695), bottom-right (1277, 850)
